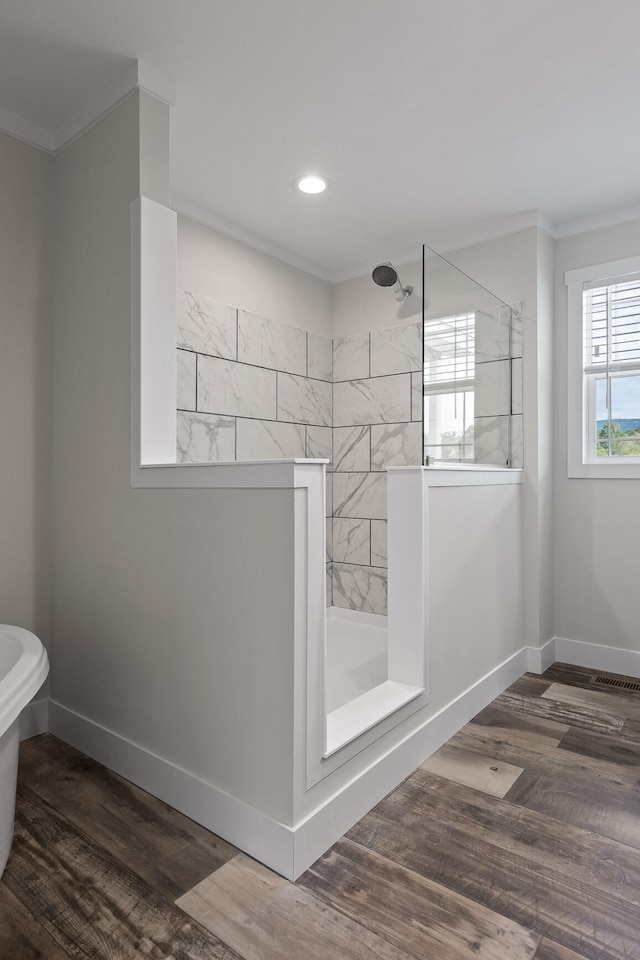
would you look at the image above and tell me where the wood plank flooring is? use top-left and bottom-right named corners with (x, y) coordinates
top-left (3, 662), bottom-right (640, 959)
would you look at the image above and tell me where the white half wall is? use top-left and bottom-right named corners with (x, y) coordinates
top-left (293, 474), bottom-right (524, 825)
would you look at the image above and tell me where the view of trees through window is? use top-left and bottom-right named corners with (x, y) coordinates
top-left (585, 277), bottom-right (640, 459)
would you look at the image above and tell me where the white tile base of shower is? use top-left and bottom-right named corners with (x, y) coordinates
top-left (324, 606), bottom-right (423, 757)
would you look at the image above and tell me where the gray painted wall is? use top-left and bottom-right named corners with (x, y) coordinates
top-left (554, 218), bottom-right (640, 652)
top-left (0, 130), bottom-right (52, 659)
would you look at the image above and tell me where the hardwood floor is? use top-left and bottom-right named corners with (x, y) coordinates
top-left (3, 662), bottom-right (640, 959)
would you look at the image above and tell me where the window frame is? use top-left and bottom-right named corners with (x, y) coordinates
top-left (566, 255), bottom-right (640, 478)
top-left (423, 311), bottom-right (476, 464)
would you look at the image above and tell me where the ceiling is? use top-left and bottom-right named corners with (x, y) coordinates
top-left (1, 0), bottom-right (639, 280)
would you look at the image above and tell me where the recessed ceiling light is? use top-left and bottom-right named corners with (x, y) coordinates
top-left (295, 175), bottom-right (329, 194)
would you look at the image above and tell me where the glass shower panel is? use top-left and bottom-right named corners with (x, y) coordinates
top-left (422, 244), bottom-right (523, 467)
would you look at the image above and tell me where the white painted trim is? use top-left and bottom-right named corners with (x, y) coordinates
top-left (130, 458), bottom-right (328, 490)
top-left (553, 636), bottom-right (640, 679)
top-left (331, 212), bottom-right (557, 284)
top-left (43, 641), bottom-right (527, 880)
top-left (131, 197), bottom-right (178, 469)
top-left (171, 196), bottom-right (334, 284)
top-left (30, 638), bottom-right (640, 879)
top-left (555, 205), bottom-right (640, 242)
top-left (0, 60), bottom-right (175, 156)
top-left (526, 637), bottom-right (557, 674)
top-left (19, 698), bottom-right (49, 741)
top-left (293, 644), bottom-right (529, 877)
top-left (388, 465), bottom-right (523, 487)
top-left (565, 257), bottom-right (640, 479)
top-left (324, 681), bottom-right (423, 757)
top-left (136, 61), bottom-right (177, 110)
top-left (0, 106), bottom-right (54, 152)
top-left (564, 257), bottom-right (640, 289)
top-left (48, 700), bottom-right (296, 878)
top-left (307, 466), bottom-right (431, 785)
top-left (388, 468), bottom-right (429, 689)
top-left (53, 61), bottom-right (175, 153)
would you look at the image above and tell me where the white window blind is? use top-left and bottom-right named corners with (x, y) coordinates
top-left (423, 313), bottom-right (475, 463)
top-left (565, 255), bottom-right (640, 477)
top-left (583, 273), bottom-right (640, 374)
top-left (582, 273), bottom-right (640, 460)
top-left (423, 312), bottom-right (475, 392)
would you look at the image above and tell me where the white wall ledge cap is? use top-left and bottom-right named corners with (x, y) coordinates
top-left (386, 465), bottom-right (523, 486)
top-left (131, 458), bottom-right (328, 489)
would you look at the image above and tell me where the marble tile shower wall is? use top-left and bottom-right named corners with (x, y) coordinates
top-left (176, 288), bottom-right (333, 463)
top-left (176, 287), bottom-right (422, 617)
top-left (330, 321), bottom-right (423, 616)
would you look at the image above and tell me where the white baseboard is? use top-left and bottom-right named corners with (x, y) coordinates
top-left (292, 646), bottom-right (529, 876)
top-left (526, 637), bottom-right (557, 674)
top-left (23, 638), bottom-right (640, 879)
top-left (48, 700), bottom-right (296, 879)
top-left (43, 647), bottom-right (528, 880)
top-left (553, 636), bottom-right (640, 679)
top-left (19, 698), bottom-right (49, 741)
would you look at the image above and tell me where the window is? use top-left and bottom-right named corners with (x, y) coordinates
top-left (566, 256), bottom-right (640, 478)
top-left (424, 312), bottom-right (475, 462)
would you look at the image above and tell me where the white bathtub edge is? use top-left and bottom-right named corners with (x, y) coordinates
top-left (19, 697), bottom-right (49, 740)
top-left (0, 626), bottom-right (49, 736)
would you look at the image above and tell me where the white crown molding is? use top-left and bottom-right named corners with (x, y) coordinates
top-left (171, 193), bottom-right (335, 284)
top-left (135, 60), bottom-right (176, 109)
top-left (177, 203), bottom-right (559, 287)
top-left (429, 210), bottom-right (559, 253)
top-left (0, 105), bottom-right (54, 152)
top-left (53, 60), bottom-right (175, 153)
top-left (330, 210), bottom-right (559, 284)
top-left (554, 203), bottom-right (640, 241)
top-left (0, 60), bottom-right (175, 156)
top-left (168, 206), bottom-right (562, 287)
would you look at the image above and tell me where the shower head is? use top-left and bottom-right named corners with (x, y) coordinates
top-left (372, 262), bottom-right (399, 287)
top-left (371, 262), bottom-right (413, 301)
